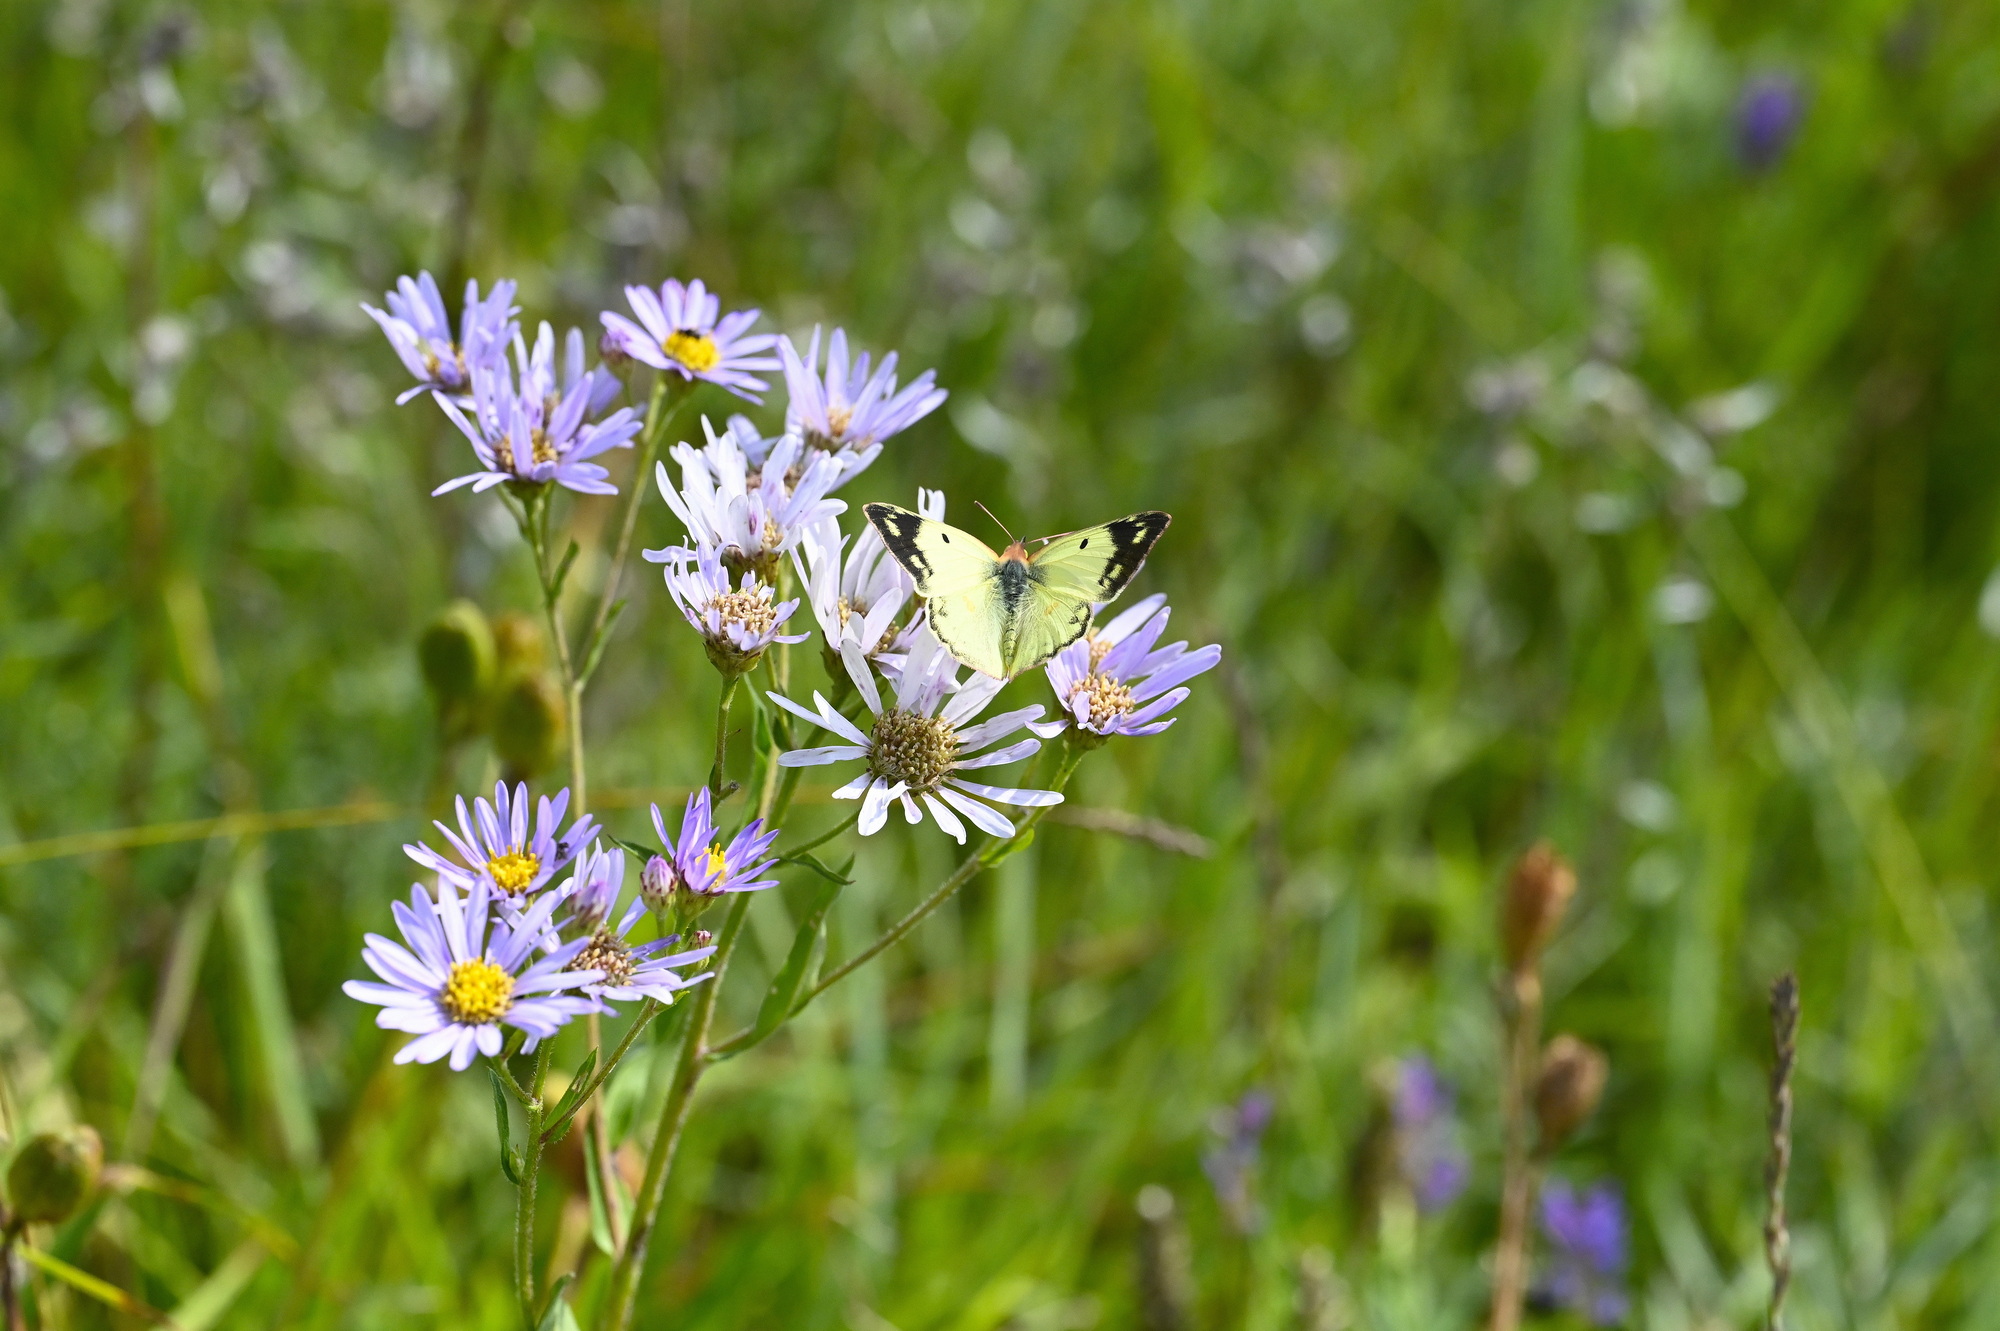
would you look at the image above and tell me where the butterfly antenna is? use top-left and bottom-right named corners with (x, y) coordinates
top-left (974, 500), bottom-right (1018, 544)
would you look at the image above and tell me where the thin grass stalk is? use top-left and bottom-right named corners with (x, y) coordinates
top-left (1489, 969), bottom-right (1542, 1331)
top-left (1765, 973), bottom-right (1799, 1331)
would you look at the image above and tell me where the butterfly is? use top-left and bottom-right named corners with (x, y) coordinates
top-left (862, 502), bottom-right (1171, 680)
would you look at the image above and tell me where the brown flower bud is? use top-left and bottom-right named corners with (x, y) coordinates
top-left (1500, 841), bottom-right (1576, 975)
top-left (1534, 1034), bottom-right (1608, 1151)
top-left (7, 1126), bottom-right (103, 1225)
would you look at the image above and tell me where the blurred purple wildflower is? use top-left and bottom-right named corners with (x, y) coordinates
top-left (363, 271), bottom-right (517, 404)
top-left (1392, 1055), bottom-right (1469, 1211)
top-left (600, 278), bottom-right (780, 402)
top-left (1736, 73), bottom-right (1804, 172)
top-left (1203, 1088), bottom-right (1274, 1233)
top-left (1537, 1180), bottom-right (1631, 1326)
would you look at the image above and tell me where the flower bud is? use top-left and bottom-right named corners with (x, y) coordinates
top-left (1500, 841), bottom-right (1576, 975)
top-left (640, 855), bottom-right (678, 911)
top-left (692, 930), bottom-right (713, 946)
top-left (491, 612), bottom-right (545, 674)
top-left (7, 1126), bottom-right (103, 1225)
top-left (598, 328), bottom-right (632, 369)
top-left (492, 670), bottom-right (565, 782)
top-left (418, 600), bottom-right (496, 722)
top-left (1534, 1034), bottom-right (1608, 1151)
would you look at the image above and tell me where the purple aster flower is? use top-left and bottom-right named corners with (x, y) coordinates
top-left (1392, 1055), bottom-right (1470, 1211)
top-left (779, 327), bottom-right (948, 488)
top-left (769, 627), bottom-right (1060, 842)
top-left (646, 788), bottom-right (783, 903)
top-left (1538, 1181), bottom-right (1631, 1326)
top-left (431, 326), bottom-right (642, 497)
top-left (657, 543), bottom-right (810, 675)
top-left (544, 843), bottom-right (718, 1011)
top-left (1203, 1088), bottom-right (1274, 1234)
top-left (599, 278), bottom-right (780, 402)
top-left (1028, 595), bottom-right (1221, 742)
top-left (343, 878), bottom-right (601, 1070)
top-left (641, 415), bottom-right (846, 580)
top-left (517, 320), bottom-right (624, 421)
top-left (1736, 73), bottom-right (1804, 172)
top-left (362, 271), bottom-right (517, 404)
top-left (793, 488), bottom-right (946, 667)
top-left (404, 782), bottom-right (599, 901)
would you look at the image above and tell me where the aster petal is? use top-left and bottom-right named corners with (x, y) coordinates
top-left (394, 1025), bottom-right (463, 1066)
top-left (934, 786), bottom-right (1017, 838)
top-left (921, 793), bottom-right (967, 844)
top-left (953, 736), bottom-right (1041, 769)
top-left (858, 780), bottom-right (899, 835)
top-left (947, 778), bottom-right (1064, 808)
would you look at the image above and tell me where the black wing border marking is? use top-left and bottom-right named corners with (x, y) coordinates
top-left (1092, 511), bottom-right (1171, 598)
top-left (862, 503), bottom-right (933, 584)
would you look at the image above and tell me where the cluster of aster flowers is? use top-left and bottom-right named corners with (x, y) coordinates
top-left (347, 782), bottom-right (762, 1065)
top-left (354, 264), bottom-right (1221, 1031)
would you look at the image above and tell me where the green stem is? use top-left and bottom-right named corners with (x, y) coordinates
top-left (710, 674), bottom-right (740, 800)
top-left (540, 1000), bottom-right (663, 1144)
top-left (706, 745), bottom-right (1086, 1062)
top-left (515, 1043), bottom-right (552, 1327)
top-left (779, 807), bottom-right (860, 859)
top-left (519, 490), bottom-right (588, 812)
top-left (597, 893), bottom-right (751, 1331)
top-left (584, 378), bottom-right (685, 663)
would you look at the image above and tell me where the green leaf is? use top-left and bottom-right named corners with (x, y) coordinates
top-left (779, 851), bottom-right (854, 885)
top-left (549, 539), bottom-right (582, 602)
top-left (541, 1048), bottom-right (598, 1142)
top-left (604, 831), bottom-right (658, 861)
top-left (749, 874), bottom-right (845, 1045)
top-left (751, 691), bottom-right (773, 751)
top-left (536, 1275), bottom-right (581, 1331)
top-left (982, 827), bottom-right (1035, 868)
top-left (577, 598), bottom-right (627, 686)
top-left (488, 1069), bottom-right (522, 1186)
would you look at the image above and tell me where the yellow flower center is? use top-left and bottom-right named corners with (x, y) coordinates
top-left (825, 405), bottom-right (854, 439)
top-left (440, 958), bottom-right (515, 1025)
top-left (487, 850), bottom-right (541, 894)
top-left (869, 708), bottom-right (958, 791)
top-left (664, 329), bottom-right (721, 372)
top-left (1070, 673), bottom-right (1136, 729)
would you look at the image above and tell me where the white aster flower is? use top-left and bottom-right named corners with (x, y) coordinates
top-left (768, 627), bottom-right (1060, 843)
top-left (642, 415), bottom-right (846, 580)
top-left (793, 488), bottom-right (946, 668)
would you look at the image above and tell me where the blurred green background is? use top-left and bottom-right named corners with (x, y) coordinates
top-left (5, 0), bottom-right (2000, 1326)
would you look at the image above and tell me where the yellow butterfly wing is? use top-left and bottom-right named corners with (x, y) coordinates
top-left (865, 505), bottom-right (1172, 681)
top-left (999, 511), bottom-right (1170, 677)
top-left (862, 503), bottom-right (1009, 678)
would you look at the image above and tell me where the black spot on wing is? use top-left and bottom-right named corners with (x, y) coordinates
top-left (1094, 511), bottom-right (1171, 598)
top-left (863, 503), bottom-right (932, 583)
